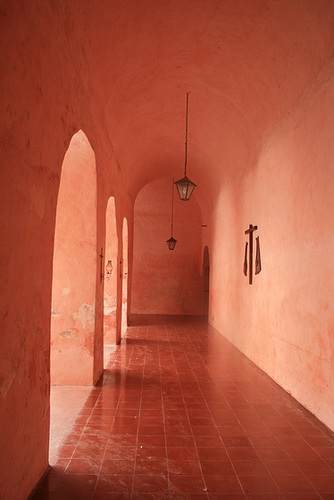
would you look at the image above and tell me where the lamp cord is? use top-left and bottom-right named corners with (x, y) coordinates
top-left (184, 92), bottom-right (190, 177)
top-left (171, 177), bottom-right (174, 237)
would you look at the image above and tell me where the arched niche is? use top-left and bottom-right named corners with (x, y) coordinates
top-left (132, 176), bottom-right (203, 315)
top-left (121, 217), bottom-right (129, 336)
top-left (51, 130), bottom-right (97, 386)
top-left (103, 196), bottom-right (118, 365)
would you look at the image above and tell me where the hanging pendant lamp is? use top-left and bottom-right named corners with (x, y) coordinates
top-left (166, 178), bottom-right (177, 250)
top-left (175, 92), bottom-right (197, 201)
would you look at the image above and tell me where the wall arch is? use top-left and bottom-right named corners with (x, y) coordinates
top-left (121, 217), bottom-right (129, 336)
top-left (51, 130), bottom-right (97, 386)
top-left (104, 196), bottom-right (118, 357)
top-left (132, 177), bottom-right (203, 315)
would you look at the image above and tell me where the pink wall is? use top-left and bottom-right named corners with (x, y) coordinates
top-left (131, 177), bottom-right (204, 315)
top-left (1, 1), bottom-right (334, 498)
top-left (51, 131), bottom-right (97, 386)
top-left (209, 62), bottom-right (334, 431)
top-left (0, 4), bottom-right (133, 495)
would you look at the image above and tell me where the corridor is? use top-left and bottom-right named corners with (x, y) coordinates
top-left (31, 316), bottom-right (334, 499)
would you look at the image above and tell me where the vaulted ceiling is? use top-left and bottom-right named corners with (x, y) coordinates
top-left (10, 0), bottom-right (334, 209)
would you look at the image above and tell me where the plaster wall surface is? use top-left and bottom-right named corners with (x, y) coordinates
top-left (132, 177), bottom-right (204, 315)
top-left (0, 2), bottom-right (92, 497)
top-left (209, 65), bottom-right (334, 431)
top-left (0, 3), bottom-right (133, 496)
top-left (1, 1), bottom-right (334, 498)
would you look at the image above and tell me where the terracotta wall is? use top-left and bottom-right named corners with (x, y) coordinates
top-left (1, 2), bottom-right (333, 499)
top-left (209, 63), bottom-right (334, 431)
top-left (0, 3), bottom-right (83, 497)
top-left (131, 177), bottom-right (204, 315)
top-left (0, 4), bottom-right (133, 497)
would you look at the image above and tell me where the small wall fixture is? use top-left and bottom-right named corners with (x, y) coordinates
top-left (175, 92), bottom-right (197, 201)
top-left (166, 178), bottom-right (177, 250)
top-left (100, 248), bottom-right (113, 282)
top-left (105, 260), bottom-right (113, 279)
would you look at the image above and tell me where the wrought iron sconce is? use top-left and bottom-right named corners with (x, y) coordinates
top-left (100, 248), bottom-right (113, 282)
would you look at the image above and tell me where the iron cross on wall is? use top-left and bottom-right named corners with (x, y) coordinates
top-left (244, 224), bottom-right (261, 285)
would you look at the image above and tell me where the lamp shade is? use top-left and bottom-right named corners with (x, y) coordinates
top-left (175, 175), bottom-right (196, 201)
top-left (105, 260), bottom-right (113, 277)
top-left (166, 236), bottom-right (177, 250)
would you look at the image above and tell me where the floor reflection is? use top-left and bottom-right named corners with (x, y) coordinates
top-left (33, 315), bottom-right (334, 499)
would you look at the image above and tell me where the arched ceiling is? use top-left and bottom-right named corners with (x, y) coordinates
top-left (78, 0), bottom-right (334, 208)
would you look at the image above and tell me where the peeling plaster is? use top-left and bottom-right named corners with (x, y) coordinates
top-left (77, 303), bottom-right (94, 330)
top-left (60, 329), bottom-right (79, 339)
top-left (104, 304), bottom-right (117, 315)
top-left (1, 368), bottom-right (16, 399)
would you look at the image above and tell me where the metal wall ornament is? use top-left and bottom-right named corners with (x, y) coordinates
top-left (99, 248), bottom-right (113, 282)
top-left (166, 178), bottom-right (177, 250)
top-left (175, 92), bottom-right (197, 201)
top-left (243, 224), bottom-right (261, 284)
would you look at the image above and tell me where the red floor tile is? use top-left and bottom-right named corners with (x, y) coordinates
top-left (66, 458), bottom-right (102, 475)
top-left (167, 446), bottom-right (198, 460)
top-left (204, 474), bottom-right (243, 494)
top-left (168, 474), bottom-right (206, 493)
top-left (134, 459), bottom-right (168, 475)
top-left (308, 474), bottom-right (334, 493)
top-left (100, 459), bottom-right (135, 475)
top-left (197, 447), bottom-right (229, 461)
top-left (232, 459), bottom-right (269, 475)
top-left (132, 475), bottom-right (169, 493)
top-left (95, 474), bottom-right (133, 493)
top-left (238, 475), bottom-right (280, 494)
top-left (30, 315), bottom-right (334, 499)
top-left (168, 459), bottom-right (202, 476)
top-left (274, 473), bottom-right (316, 494)
top-left (200, 459), bottom-right (235, 475)
top-left (263, 459), bottom-right (301, 475)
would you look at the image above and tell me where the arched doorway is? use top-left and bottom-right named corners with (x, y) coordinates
top-left (121, 217), bottom-right (129, 336)
top-left (132, 177), bottom-right (203, 315)
top-left (51, 130), bottom-right (97, 386)
top-left (103, 197), bottom-right (118, 367)
top-left (203, 245), bottom-right (210, 316)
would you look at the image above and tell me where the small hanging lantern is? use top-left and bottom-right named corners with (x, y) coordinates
top-left (175, 175), bottom-right (196, 201)
top-left (166, 236), bottom-right (177, 251)
top-left (166, 178), bottom-right (177, 250)
top-left (175, 92), bottom-right (197, 201)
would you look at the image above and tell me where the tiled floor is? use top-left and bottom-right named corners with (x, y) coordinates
top-left (32, 315), bottom-right (334, 499)
top-left (49, 386), bottom-right (93, 464)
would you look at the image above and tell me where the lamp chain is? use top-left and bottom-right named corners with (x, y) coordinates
top-left (184, 92), bottom-right (190, 177)
top-left (171, 177), bottom-right (174, 237)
